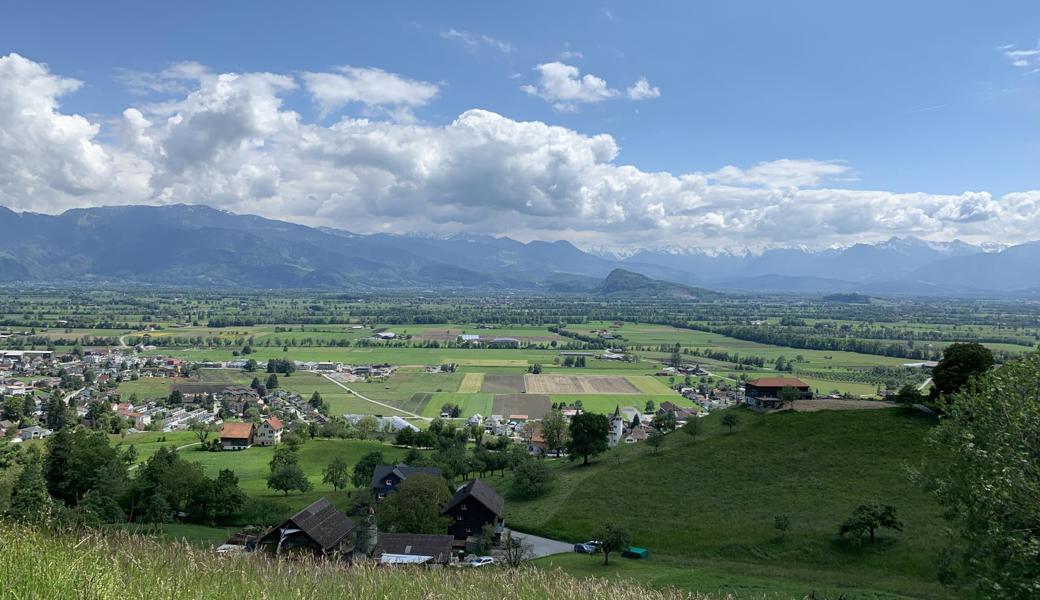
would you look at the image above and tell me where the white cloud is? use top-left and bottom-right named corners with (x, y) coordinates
top-left (523, 62), bottom-right (617, 111)
top-left (440, 29), bottom-right (513, 55)
top-left (626, 77), bottom-right (660, 100)
top-left (1000, 42), bottom-right (1040, 69)
top-left (4, 53), bottom-right (1040, 252)
top-left (301, 66), bottom-right (438, 121)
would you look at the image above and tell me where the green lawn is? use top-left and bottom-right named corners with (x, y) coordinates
top-left (115, 377), bottom-right (176, 400)
top-left (109, 522), bottom-right (233, 548)
top-left (495, 408), bottom-right (955, 600)
top-left (178, 438), bottom-right (409, 515)
top-left (421, 392), bottom-right (494, 418)
top-left (549, 394), bottom-right (693, 414)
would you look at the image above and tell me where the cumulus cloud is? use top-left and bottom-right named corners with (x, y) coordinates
top-left (626, 77), bottom-right (660, 100)
top-left (440, 29), bottom-right (513, 55)
top-left (301, 66), bottom-right (438, 121)
top-left (522, 62), bottom-right (617, 111)
top-left (3, 52), bottom-right (1040, 252)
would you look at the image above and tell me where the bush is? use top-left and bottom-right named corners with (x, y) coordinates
top-left (510, 459), bottom-right (554, 499)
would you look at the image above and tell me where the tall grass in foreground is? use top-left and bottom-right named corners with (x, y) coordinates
top-left (0, 525), bottom-right (733, 600)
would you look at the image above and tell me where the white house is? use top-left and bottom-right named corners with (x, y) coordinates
top-left (255, 416), bottom-right (284, 446)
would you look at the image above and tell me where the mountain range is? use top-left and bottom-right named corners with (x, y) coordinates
top-left (0, 203), bottom-right (1037, 296)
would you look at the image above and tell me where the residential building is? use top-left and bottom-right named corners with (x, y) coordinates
top-left (442, 479), bottom-right (505, 542)
top-left (744, 377), bottom-right (812, 409)
top-left (256, 498), bottom-right (355, 557)
top-left (373, 533), bottom-right (455, 566)
top-left (256, 416), bottom-right (283, 446)
top-left (371, 464), bottom-right (443, 500)
top-left (219, 422), bottom-right (254, 450)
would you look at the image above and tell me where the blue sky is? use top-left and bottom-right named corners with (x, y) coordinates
top-left (1, 1), bottom-right (1039, 250)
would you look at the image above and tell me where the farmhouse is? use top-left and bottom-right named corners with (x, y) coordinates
top-left (373, 533), bottom-right (455, 566)
top-left (744, 377), bottom-right (813, 409)
top-left (219, 422), bottom-right (254, 450)
top-left (374, 331), bottom-right (397, 340)
top-left (255, 416), bottom-right (283, 446)
top-left (256, 498), bottom-right (355, 557)
top-left (371, 464), bottom-right (443, 500)
top-left (442, 479), bottom-right (505, 542)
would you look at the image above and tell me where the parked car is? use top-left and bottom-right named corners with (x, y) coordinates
top-left (573, 540), bottom-right (602, 554)
top-left (469, 556), bottom-right (495, 567)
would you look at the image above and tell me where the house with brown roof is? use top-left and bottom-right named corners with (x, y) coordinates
top-left (373, 533), bottom-right (455, 566)
top-left (441, 479), bottom-right (505, 542)
top-left (256, 498), bottom-right (356, 557)
top-left (256, 416), bottom-right (283, 446)
top-left (219, 422), bottom-right (255, 450)
top-left (744, 377), bottom-right (812, 409)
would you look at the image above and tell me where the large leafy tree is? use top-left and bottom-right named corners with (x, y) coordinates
top-left (322, 455), bottom-right (350, 491)
top-left (566, 413), bottom-right (609, 466)
top-left (266, 463), bottom-right (312, 496)
top-left (594, 523), bottom-right (633, 565)
top-left (838, 502), bottom-right (902, 543)
top-left (917, 352), bottom-right (1040, 597)
top-left (44, 427), bottom-right (127, 506)
top-left (377, 473), bottom-right (451, 534)
top-left (929, 342), bottom-right (994, 403)
top-left (540, 408), bottom-right (568, 457)
top-left (352, 451), bottom-right (385, 488)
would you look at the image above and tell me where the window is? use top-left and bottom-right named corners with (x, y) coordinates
top-left (385, 479), bottom-right (393, 485)
top-left (461, 503), bottom-right (467, 511)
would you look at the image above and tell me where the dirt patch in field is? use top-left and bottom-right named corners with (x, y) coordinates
top-left (523, 374), bottom-right (641, 394)
top-left (492, 394), bottom-right (551, 419)
top-left (481, 374), bottom-right (527, 393)
top-left (412, 329), bottom-right (463, 342)
top-left (791, 399), bottom-right (898, 412)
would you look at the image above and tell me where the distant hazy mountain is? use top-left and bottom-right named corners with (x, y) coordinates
top-left (0, 204), bottom-right (1035, 296)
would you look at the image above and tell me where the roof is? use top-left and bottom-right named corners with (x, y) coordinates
top-left (371, 464), bottom-right (443, 489)
top-left (263, 416), bottom-right (283, 430)
top-left (746, 377), bottom-right (810, 388)
top-left (373, 533), bottom-right (454, 564)
top-left (442, 479), bottom-right (504, 517)
top-left (260, 498), bottom-right (354, 550)
top-left (220, 422), bottom-right (254, 440)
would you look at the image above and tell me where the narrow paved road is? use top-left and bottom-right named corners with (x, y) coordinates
top-left (507, 530), bottom-right (573, 558)
top-left (320, 373), bottom-right (429, 420)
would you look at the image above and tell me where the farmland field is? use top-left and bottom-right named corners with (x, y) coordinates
top-left (421, 392), bottom-right (494, 418)
top-left (457, 372), bottom-right (484, 393)
top-left (524, 374), bottom-right (641, 394)
top-left (491, 393), bottom-right (551, 419)
top-left (550, 394), bottom-right (697, 415)
top-left (480, 374), bottom-right (527, 393)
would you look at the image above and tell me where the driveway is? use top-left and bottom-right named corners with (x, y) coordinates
top-left (506, 530), bottom-right (573, 558)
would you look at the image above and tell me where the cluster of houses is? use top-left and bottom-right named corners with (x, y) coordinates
top-left (225, 463), bottom-right (506, 566)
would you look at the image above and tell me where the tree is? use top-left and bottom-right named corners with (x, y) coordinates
top-left (189, 419), bottom-right (216, 444)
top-left (354, 415), bottom-right (380, 439)
top-left (502, 531), bottom-right (533, 568)
top-left (266, 463), bottom-right (312, 496)
top-left (721, 412), bottom-right (740, 434)
top-left (511, 459), bottom-right (554, 499)
top-left (122, 444), bottom-right (139, 465)
top-left (309, 391), bottom-right (323, 409)
top-left (594, 523), bottom-right (632, 565)
top-left (838, 502), bottom-right (902, 543)
top-left (650, 412), bottom-right (676, 433)
top-left (45, 395), bottom-right (69, 431)
top-left (7, 449), bottom-right (50, 523)
top-left (244, 359), bottom-right (258, 372)
top-left (3, 395), bottom-right (23, 421)
top-left (269, 446), bottom-right (298, 471)
top-left (540, 408), bottom-right (568, 457)
top-left (167, 390), bottom-right (184, 405)
top-left (322, 455), bottom-right (350, 491)
top-left (565, 413), bottom-right (610, 466)
top-left (265, 373), bottom-right (279, 390)
top-left (915, 352), bottom-right (1040, 596)
top-left (778, 386), bottom-right (800, 409)
top-left (681, 418), bottom-right (702, 440)
top-left (893, 383), bottom-right (926, 408)
top-left (352, 451), bottom-right (385, 488)
top-left (378, 473), bottom-right (451, 534)
top-left (644, 399), bottom-right (656, 413)
top-left (930, 342), bottom-right (994, 403)
top-left (645, 430), bottom-right (665, 454)
top-left (773, 514), bottom-right (791, 539)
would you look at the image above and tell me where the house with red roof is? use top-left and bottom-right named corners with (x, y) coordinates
top-left (256, 416), bottom-right (283, 446)
top-left (219, 422), bottom-right (255, 450)
top-left (744, 377), bottom-right (812, 409)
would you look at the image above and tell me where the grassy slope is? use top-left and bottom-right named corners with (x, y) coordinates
top-left (2, 527), bottom-right (708, 600)
top-left (493, 408), bottom-right (955, 600)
